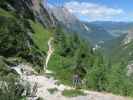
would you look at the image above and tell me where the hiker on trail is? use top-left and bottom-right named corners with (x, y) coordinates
top-left (73, 74), bottom-right (81, 88)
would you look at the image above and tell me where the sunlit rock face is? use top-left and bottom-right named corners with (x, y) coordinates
top-left (124, 29), bottom-right (133, 44)
top-left (127, 62), bottom-right (133, 76)
top-left (31, 0), bottom-right (42, 11)
top-left (5, 0), bottom-right (56, 27)
top-left (30, 0), bottom-right (57, 27)
top-left (52, 7), bottom-right (78, 25)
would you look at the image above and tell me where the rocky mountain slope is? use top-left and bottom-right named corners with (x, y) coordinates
top-left (0, 0), bottom-right (57, 99)
top-left (0, 0), bottom-right (57, 67)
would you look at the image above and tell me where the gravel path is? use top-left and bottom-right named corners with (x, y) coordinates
top-left (22, 69), bottom-right (133, 100)
top-left (12, 64), bottom-right (133, 100)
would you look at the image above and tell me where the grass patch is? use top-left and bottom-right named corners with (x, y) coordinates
top-left (30, 21), bottom-right (52, 52)
top-left (47, 88), bottom-right (58, 94)
top-left (36, 97), bottom-right (44, 100)
top-left (62, 89), bottom-right (85, 97)
top-left (48, 54), bottom-right (74, 86)
top-left (20, 96), bottom-right (27, 100)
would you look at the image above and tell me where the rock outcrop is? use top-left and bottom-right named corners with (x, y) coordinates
top-left (124, 29), bottom-right (133, 44)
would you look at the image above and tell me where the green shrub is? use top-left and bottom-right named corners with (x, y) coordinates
top-left (47, 88), bottom-right (58, 94)
top-left (62, 89), bottom-right (85, 97)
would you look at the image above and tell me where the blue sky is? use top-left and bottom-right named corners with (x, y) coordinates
top-left (47, 0), bottom-right (133, 22)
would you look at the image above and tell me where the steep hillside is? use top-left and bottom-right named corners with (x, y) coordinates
top-left (83, 22), bottom-right (114, 43)
top-left (101, 28), bottom-right (133, 59)
top-left (100, 34), bottom-right (126, 54)
top-left (0, 0), bottom-right (57, 99)
top-left (0, 0), bottom-right (57, 68)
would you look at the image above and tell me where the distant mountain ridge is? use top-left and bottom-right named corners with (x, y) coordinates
top-left (51, 7), bottom-right (114, 44)
top-left (89, 21), bottom-right (133, 37)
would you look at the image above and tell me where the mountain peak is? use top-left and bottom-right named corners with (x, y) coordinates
top-left (51, 6), bottom-right (78, 24)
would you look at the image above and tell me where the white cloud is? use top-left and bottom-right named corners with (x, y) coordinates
top-left (64, 1), bottom-right (124, 21)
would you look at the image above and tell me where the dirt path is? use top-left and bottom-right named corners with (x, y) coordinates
top-left (12, 63), bottom-right (133, 100)
top-left (44, 37), bottom-right (54, 70)
top-left (24, 70), bottom-right (133, 100)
